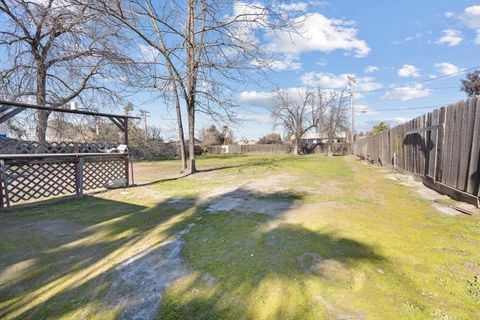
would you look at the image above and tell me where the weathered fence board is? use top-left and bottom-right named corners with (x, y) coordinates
top-left (353, 97), bottom-right (480, 206)
top-left (468, 99), bottom-right (480, 194)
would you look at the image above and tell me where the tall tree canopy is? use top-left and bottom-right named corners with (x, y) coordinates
top-left (82, 0), bottom-right (297, 173)
top-left (0, 0), bottom-right (131, 141)
top-left (461, 70), bottom-right (480, 97)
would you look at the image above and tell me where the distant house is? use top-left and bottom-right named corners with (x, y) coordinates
top-left (166, 137), bottom-right (202, 146)
top-left (237, 139), bottom-right (257, 145)
top-left (293, 131), bottom-right (349, 144)
top-left (185, 138), bottom-right (202, 146)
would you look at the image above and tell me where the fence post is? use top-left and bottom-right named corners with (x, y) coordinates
top-left (75, 157), bottom-right (84, 198)
top-left (0, 160), bottom-right (10, 209)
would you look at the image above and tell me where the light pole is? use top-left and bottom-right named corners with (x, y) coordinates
top-left (139, 110), bottom-right (150, 141)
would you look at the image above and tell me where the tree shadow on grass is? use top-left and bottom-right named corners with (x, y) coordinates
top-left (157, 189), bottom-right (387, 319)
top-left (0, 195), bottom-right (197, 320)
top-left (0, 187), bottom-right (407, 320)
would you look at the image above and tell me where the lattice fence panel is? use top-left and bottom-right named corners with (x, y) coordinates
top-left (83, 159), bottom-right (126, 190)
top-left (0, 139), bottom-right (118, 154)
top-left (3, 161), bottom-right (77, 203)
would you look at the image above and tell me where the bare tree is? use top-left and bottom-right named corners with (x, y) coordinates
top-left (0, 0), bottom-right (131, 142)
top-left (272, 88), bottom-right (321, 155)
top-left (317, 88), bottom-right (349, 156)
top-left (272, 87), bottom-right (348, 155)
top-left (83, 0), bottom-right (296, 173)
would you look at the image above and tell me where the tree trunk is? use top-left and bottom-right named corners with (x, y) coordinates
top-left (293, 137), bottom-right (300, 155)
top-left (327, 136), bottom-right (333, 157)
top-left (173, 86), bottom-right (187, 172)
top-left (35, 63), bottom-right (49, 142)
top-left (186, 0), bottom-right (197, 174)
top-left (188, 105), bottom-right (196, 173)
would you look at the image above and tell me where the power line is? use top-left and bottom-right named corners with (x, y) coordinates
top-left (364, 101), bottom-right (460, 112)
top-left (357, 65), bottom-right (480, 93)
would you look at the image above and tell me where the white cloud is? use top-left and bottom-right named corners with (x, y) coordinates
top-left (237, 113), bottom-right (272, 124)
top-left (398, 64), bottom-right (420, 78)
top-left (364, 66), bottom-right (379, 73)
top-left (229, 1), bottom-right (267, 46)
top-left (461, 5), bottom-right (480, 29)
top-left (434, 62), bottom-right (461, 76)
top-left (393, 32), bottom-right (425, 45)
top-left (238, 90), bottom-right (275, 108)
top-left (262, 55), bottom-right (302, 70)
top-left (300, 72), bottom-right (382, 92)
top-left (138, 44), bottom-right (158, 62)
top-left (267, 13), bottom-right (371, 58)
top-left (460, 5), bottom-right (480, 44)
top-left (275, 2), bottom-right (308, 12)
top-left (435, 29), bottom-right (463, 47)
top-left (445, 12), bottom-right (455, 18)
top-left (382, 84), bottom-right (431, 101)
top-left (238, 87), bottom-right (317, 108)
top-left (393, 117), bottom-right (409, 124)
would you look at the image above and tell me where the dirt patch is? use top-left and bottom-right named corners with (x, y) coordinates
top-left (131, 162), bottom-right (182, 185)
top-left (108, 239), bottom-right (188, 320)
top-left (357, 188), bottom-right (383, 202)
top-left (308, 180), bottom-right (345, 196)
top-left (296, 252), bottom-right (350, 282)
top-left (387, 174), bottom-right (478, 216)
top-left (202, 188), bottom-right (295, 216)
top-left (244, 173), bottom-right (298, 193)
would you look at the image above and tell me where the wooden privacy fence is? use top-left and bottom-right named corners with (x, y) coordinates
top-left (208, 143), bottom-right (350, 155)
top-left (353, 97), bottom-right (480, 205)
top-left (208, 144), bottom-right (293, 154)
top-left (309, 143), bottom-right (351, 155)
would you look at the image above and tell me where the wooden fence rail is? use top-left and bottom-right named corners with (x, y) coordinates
top-left (353, 97), bottom-right (480, 206)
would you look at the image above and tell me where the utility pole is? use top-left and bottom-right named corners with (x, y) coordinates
top-left (95, 117), bottom-right (100, 136)
top-left (139, 110), bottom-right (150, 141)
top-left (348, 76), bottom-right (356, 143)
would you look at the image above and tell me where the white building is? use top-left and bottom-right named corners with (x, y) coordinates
top-left (292, 131), bottom-right (349, 144)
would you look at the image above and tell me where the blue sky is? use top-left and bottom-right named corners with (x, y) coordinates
top-left (131, 0), bottom-right (479, 141)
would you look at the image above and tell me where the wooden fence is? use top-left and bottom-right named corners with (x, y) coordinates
top-left (309, 143), bottom-right (351, 155)
top-left (0, 139), bottom-right (118, 154)
top-left (0, 140), bottom-right (130, 209)
top-left (353, 97), bottom-right (480, 205)
top-left (0, 153), bottom-right (127, 208)
top-left (207, 143), bottom-right (350, 155)
top-left (208, 144), bottom-right (293, 154)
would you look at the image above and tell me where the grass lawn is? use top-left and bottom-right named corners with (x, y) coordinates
top-left (0, 155), bottom-right (479, 319)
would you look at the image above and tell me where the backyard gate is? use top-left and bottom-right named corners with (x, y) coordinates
top-left (0, 101), bottom-right (139, 209)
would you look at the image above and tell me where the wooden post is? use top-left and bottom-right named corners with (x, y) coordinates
top-left (0, 159), bottom-right (4, 209)
top-left (0, 160), bottom-right (10, 209)
top-left (76, 157), bottom-right (84, 197)
top-left (124, 117), bottom-right (130, 186)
